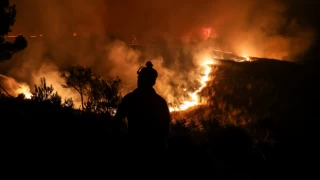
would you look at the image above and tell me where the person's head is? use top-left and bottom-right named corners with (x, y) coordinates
top-left (137, 61), bottom-right (158, 88)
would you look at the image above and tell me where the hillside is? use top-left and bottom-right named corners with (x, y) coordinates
top-left (0, 58), bottom-right (315, 177)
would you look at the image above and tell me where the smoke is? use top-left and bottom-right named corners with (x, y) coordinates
top-left (0, 74), bottom-right (31, 97)
top-left (1, 0), bottom-right (315, 107)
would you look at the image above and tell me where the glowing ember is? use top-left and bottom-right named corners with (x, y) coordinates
top-left (170, 58), bottom-right (215, 112)
top-left (16, 84), bottom-right (32, 99)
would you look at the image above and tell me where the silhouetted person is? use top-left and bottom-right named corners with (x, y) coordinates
top-left (113, 61), bottom-right (171, 167)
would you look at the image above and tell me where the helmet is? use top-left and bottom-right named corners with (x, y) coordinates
top-left (137, 61), bottom-right (158, 87)
top-left (137, 61), bottom-right (158, 79)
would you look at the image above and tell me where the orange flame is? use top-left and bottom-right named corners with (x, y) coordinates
top-left (16, 84), bottom-right (32, 99)
top-left (169, 58), bottom-right (215, 112)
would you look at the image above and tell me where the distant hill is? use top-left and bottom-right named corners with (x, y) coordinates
top-left (177, 57), bottom-right (317, 136)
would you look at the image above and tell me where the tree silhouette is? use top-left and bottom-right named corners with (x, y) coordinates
top-left (32, 77), bottom-right (61, 105)
top-left (60, 65), bottom-right (93, 110)
top-left (62, 97), bottom-right (74, 109)
top-left (0, 0), bottom-right (27, 96)
top-left (86, 75), bottom-right (122, 114)
top-left (0, 0), bottom-right (27, 61)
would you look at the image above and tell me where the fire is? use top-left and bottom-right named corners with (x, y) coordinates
top-left (242, 56), bottom-right (251, 62)
top-left (169, 58), bottom-right (215, 112)
top-left (16, 84), bottom-right (32, 99)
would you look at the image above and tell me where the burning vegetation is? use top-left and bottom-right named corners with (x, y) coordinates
top-left (1, 0), bottom-right (315, 116)
top-left (1, 0), bottom-right (316, 177)
top-left (0, 0), bottom-right (315, 143)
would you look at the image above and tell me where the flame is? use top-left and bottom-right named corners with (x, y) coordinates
top-left (169, 58), bottom-right (215, 112)
top-left (242, 56), bottom-right (251, 62)
top-left (16, 84), bottom-right (32, 99)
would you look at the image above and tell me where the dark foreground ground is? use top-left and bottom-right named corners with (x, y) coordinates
top-left (0, 105), bottom-right (312, 179)
top-left (1, 59), bottom-right (317, 179)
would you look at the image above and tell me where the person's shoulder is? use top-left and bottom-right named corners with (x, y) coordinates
top-left (154, 93), bottom-right (168, 105)
top-left (124, 91), bottom-right (134, 97)
top-left (154, 94), bottom-right (170, 113)
top-left (122, 91), bottom-right (135, 101)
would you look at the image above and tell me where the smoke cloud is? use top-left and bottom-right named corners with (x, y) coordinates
top-left (0, 0), bottom-right (315, 107)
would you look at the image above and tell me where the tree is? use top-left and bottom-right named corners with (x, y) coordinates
top-left (0, 0), bottom-right (27, 96)
top-left (86, 75), bottom-right (122, 114)
top-left (32, 77), bottom-right (62, 105)
top-left (62, 97), bottom-right (74, 109)
top-left (60, 65), bottom-right (93, 110)
top-left (0, 0), bottom-right (27, 61)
